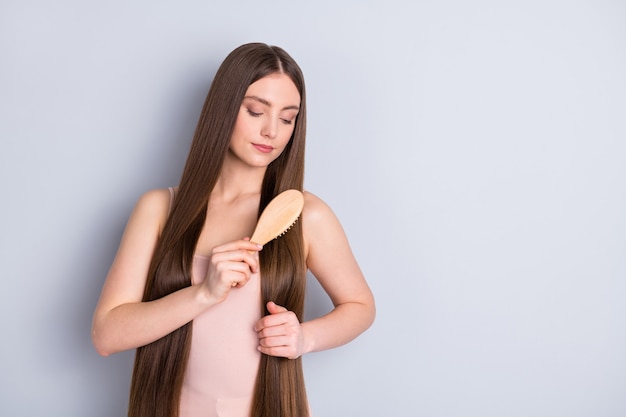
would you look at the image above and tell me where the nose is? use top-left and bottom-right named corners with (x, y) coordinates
top-left (261, 117), bottom-right (278, 139)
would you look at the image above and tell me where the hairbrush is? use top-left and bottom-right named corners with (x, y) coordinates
top-left (250, 189), bottom-right (304, 245)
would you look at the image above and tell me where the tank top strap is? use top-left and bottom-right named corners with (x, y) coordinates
top-left (167, 186), bottom-right (176, 214)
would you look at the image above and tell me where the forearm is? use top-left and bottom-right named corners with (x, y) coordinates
top-left (301, 300), bottom-right (375, 354)
top-left (92, 285), bottom-right (211, 356)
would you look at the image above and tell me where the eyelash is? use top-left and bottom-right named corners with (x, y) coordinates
top-left (247, 109), bottom-right (294, 125)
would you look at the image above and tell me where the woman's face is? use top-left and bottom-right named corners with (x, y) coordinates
top-left (228, 73), bottom-right (301, 169)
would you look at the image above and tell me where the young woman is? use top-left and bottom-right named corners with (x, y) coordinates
top-left (92, 42), bottom-right (375, 417)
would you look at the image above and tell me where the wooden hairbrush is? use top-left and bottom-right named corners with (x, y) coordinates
top-left (250, 189), bottom-right (304, 245)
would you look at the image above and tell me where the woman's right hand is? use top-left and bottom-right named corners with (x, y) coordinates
top-left (201, 239), bottom-right (263, 304)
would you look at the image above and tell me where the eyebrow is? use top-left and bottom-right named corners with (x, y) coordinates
top-left (243, 95), bottom-right (300, 111)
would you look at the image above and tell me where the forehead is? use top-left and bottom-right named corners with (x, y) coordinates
top-left (244, 73), bottom-right (300, 107)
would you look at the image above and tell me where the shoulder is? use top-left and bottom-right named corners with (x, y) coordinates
top-left (134, 188), bottom-right (171, 214)
top-left (128, 188), bottom-right (173, 234)
top-left (302, 191), bottom-right (336, 224)
top-left (301, 191), bottom-right (346, 256)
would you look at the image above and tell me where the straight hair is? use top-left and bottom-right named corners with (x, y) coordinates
top-left (127, 43), bottom-right (309, 417)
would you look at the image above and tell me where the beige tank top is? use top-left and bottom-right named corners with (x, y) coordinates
top-left (169, 188), bottom-right (262, 417)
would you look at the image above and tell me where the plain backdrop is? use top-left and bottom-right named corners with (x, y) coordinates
top-left (1, 1), bottom-right (625, 416)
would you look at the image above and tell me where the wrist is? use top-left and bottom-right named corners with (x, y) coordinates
top-left (300, 321), bottom-right (316, 355)
top-left (193, 283), bottom-right (215, 307)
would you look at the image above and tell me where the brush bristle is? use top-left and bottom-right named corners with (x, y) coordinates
top-left (275, 217), bottom-right (298, 240)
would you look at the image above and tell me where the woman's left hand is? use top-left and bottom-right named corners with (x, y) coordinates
top-left (254, 301), bottom-right (305, 359)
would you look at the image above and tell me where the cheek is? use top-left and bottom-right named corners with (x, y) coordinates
top-left (230, 118), bottom-right (244, 138)
top-left (232, 109), bottom-right (256, 134)
top-left (270, 136), bottom-right (293, 161)
top-left (276, 133), bottom-right (294, 151)
top-left (279, 124), bottom-right (296, 143)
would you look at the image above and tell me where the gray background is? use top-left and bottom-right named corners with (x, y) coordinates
top-left (1, 1), bottom-right (625, 416)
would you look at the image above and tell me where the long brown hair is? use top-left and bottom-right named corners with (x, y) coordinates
top-left (127, 43), bottom-right (309, 417)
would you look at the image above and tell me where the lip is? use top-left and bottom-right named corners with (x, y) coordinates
top-left (252, 143), bottom-right (274, 153)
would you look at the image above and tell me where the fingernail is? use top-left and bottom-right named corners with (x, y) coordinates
top-left (256, 244), bottom-right (263, 250)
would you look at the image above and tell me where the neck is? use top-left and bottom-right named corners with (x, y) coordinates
top-left (212, 156), bottom-right (267, 203)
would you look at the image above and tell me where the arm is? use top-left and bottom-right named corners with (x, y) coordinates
top-left (255, 192), bottom-right (375, 358)
top-left (91, 189), bottom-right (260, 356)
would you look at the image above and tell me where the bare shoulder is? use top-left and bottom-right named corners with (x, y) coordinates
top-left (135, 188), bottom-right (171, 215)
top-left (128, 188), bottom-right (173, 234)
top-left (302, 191), bottom-right (339, 225)
top-left (303, 191), bottom-right (332, 217)
top-left (301, 191), bottom-right (347, 258)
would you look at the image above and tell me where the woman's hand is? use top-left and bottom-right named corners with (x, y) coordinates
top-left (202, 239), bottom-right (262, 304)
top-left (254, 301), bottom-right (306, 359)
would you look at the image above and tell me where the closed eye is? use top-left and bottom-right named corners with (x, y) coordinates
top-left (247, 109), bottom-right (263, 117)
top-left (281, 118), bottom-right (294, 125)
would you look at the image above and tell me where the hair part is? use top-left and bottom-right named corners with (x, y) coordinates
top-left (128, 43), bottom-right (309, 417)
